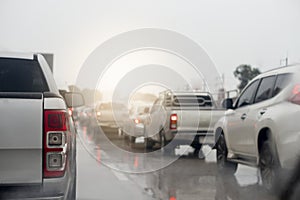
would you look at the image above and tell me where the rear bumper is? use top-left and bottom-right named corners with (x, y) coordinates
top-left (166, 130), bottom-right (215, 145)
top-left (0, 187), bottom-right (64, 200)
top-left (0, 173), bottom-right (72, 200)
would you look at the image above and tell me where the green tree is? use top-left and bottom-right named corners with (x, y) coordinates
top-left (234, 64), bottom-right (261, 91)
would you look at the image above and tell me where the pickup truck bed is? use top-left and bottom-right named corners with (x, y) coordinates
top-left (0, 53), bottom-right (81, 199)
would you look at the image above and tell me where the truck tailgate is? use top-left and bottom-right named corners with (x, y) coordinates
top-left (175, 109), bottom-right (224, 132)
top-left (0, 96), bottom-right (43, 184)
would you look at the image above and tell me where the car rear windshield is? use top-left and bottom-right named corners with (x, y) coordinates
top-left (0, 58), bottom-right (49, 92)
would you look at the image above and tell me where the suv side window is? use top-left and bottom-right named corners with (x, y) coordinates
top-left (236, 80), bottom-right (260, 108)
top-left (273, 73), bottom-right (291, 97)
top-left (254, 76), bottom-right (276, 103)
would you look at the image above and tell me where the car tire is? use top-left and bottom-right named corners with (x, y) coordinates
top-left (129, 135), bottom-right (136, 143)
top-left (191, 141), bottom-right (202, 158)
top-left (124, 134), bottom-right (135, 143)
top-left (159, 129), bottom-right (166, 148)
top-left (145, 138), bottom-right (154, 150)
top-left (160, 130), bottom-right (174, 156)
top-left (259, 140), bottom-right (280, 191)
top-left (216, 134), bottom-right (237, 174)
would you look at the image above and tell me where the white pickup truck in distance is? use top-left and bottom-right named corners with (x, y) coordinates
top-left (145, 90), bottom-right (225, 154)
top-left (0, 52), bottom-right (84, 199)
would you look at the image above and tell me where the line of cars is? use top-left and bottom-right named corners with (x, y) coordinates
top-left (98, 63), bottom-right (300, 193)
top-left (131, 64), bottom-right (300, 194)
top-left (72, 62), bottom-right (300, 195)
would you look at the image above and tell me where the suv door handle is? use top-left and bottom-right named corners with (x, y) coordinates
top-left (259, 109), bottom-right (267, 115)
top-left (241, 113), bottom-right (247, 120)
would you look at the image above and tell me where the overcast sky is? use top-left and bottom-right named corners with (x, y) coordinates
top-left (1, 0), bottom-right (300, 93)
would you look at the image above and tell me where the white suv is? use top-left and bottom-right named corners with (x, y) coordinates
top-left (214, 64), bottom-right (300, 189)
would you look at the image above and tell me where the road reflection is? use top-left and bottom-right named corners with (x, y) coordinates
top-left (78, 124), bottom-right (278, 200)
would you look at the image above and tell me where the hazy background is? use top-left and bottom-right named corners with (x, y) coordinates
top-left (0, 0), bottom-right (299, 92)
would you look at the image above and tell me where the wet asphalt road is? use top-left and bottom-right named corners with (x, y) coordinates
top-left (76, 125), bottom-right (278, 200)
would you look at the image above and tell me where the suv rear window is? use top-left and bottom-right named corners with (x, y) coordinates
top-left (0, 58), bottom-right (49, 92)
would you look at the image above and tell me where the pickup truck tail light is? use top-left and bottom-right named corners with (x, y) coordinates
top-left (289, 84), bottom-right (300, 105)
top-left (170, 114), bottom-right (178, 130)
top-left (96, 111), bottom-right (101, 117)
top-left (43, 110), bottom-right (69, 178)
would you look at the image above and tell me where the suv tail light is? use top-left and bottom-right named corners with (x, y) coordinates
top-left (289, 84), bottom-right (300, 105)
top-left (44, 110), bottom-right (69, 178)
top-left (170, 114), bottom-right (178, 130)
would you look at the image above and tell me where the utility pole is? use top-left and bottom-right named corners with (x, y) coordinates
top-left (280, 52), bottom-right (289, 67)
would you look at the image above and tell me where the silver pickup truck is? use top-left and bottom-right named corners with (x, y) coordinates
top-left (0, 52), bottom-right (83, 199)
top-left (145, 90), bottom-right (225, 155)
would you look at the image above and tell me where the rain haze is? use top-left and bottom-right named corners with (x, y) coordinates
top-left (2, 1), bottom-right (300, 200)
top-left (1, 0), bottom-right (300, 93)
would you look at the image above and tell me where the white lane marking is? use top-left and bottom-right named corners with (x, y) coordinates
top-left (135, 136), bottom-right (145, 143)
top-left (204, 147), bottom-right (217, 163)
top-left (235, 165), bottom-right (260, 187)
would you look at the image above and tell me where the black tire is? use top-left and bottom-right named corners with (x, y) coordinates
top-left (216, 134), bottom-right (237, 174)
top-left (159, 129), bottom-right (166, 148)
top-left (191, 141), bottom-right (202, 158)
top-left (259, 140), bottom-right (280, 191)
top-left (124, 134), bottom-right (135, 143)
top-left (160, 130), bottom-right (174, 156)
top-left (129, 135), bottom-right (136, 143)
top-left (145, 138), bottom-right (154, 150)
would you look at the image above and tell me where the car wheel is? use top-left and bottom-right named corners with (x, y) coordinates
top-left (191, 141), bottom-right (202, 158)
top-left (216, 134), bottom-right (237, 174)
top-left (145, 138), bottom-right (154, 150)
top-left (125, 134), bottom-right (135, 143)
top-left (159, 129), bottom-right (166, 148)
top-left (129, 135), bottom-right (136, 143)
top-left (259, 140), bottom-right (280, 191)
top-left (160, 130), bottom-right (174, 156)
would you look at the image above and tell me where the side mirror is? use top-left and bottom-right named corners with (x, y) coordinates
top-left (222, 98), bottom-right (234, 109)
top-left (64, 92), bottom-right (85, 108)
